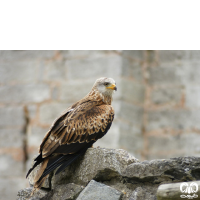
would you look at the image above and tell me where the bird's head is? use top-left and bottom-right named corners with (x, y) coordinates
top-left (92, 77), bottom-right (117, 98)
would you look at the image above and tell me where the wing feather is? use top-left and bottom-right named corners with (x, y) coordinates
top-left (39, 108), bottom-right (72, 153)
top-left (40, 101), bottom-right (114, 158)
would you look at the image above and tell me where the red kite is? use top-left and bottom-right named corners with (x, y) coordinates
top-left (26, 77), bottom-right (117, 190)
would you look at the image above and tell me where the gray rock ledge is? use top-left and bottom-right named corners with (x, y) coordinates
top-left (17, 148), bottom-right (200, 200)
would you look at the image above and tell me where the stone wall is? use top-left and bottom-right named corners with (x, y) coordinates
top-left (144, 51), bottom-right (200, 160)
top-left (1, 50), bottom-right (200, 199)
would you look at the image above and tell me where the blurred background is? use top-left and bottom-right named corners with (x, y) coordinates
top-left (1, 50), bottom-right (200, 199)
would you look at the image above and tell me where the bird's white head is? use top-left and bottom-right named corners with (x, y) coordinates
top-left (93, 77), bottom-right (117, 98)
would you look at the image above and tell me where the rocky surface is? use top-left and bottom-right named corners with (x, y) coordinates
top-left (17, 148), bottom-right (200, 200)
top-left (17, 187), bottom-right (48, 200)
top-left (76, 180), bottom-right (122, 200)
top-left (157, 181), bottom-right (200, 200)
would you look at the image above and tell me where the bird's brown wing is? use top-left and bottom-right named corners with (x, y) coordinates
top-left (40, 100), bottom-right (115, 158)
top-left (26, 100), bottom-right (114, 184)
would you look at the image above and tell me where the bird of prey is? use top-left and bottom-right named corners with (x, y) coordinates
top-left (26, 77), bottom-right (117, 191)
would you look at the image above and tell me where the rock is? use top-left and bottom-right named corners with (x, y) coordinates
top-left (123, 157), bottom-right (200, 184)
top-left (18, 148), bottom-right (200, 200)
top-left (17, 184), bottom-right (84, 200)
top-left (157, 181), bottom-right (200, 200)
top-left (17, 187), bottom-right (48, 200)
top-left (51, 147), bottom-right (138, 188)
top-left (76, 180), bottom-right (122, 200)
top-left (50, 183), bottom-right (84, 200)
top-left (129, 187), bottom-right (157, 200)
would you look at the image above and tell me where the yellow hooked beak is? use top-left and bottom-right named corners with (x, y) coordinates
top-left (106, 84), bottom-right (117, 91)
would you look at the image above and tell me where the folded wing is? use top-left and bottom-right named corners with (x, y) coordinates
top-left (26, 100), bottom-right (114, 188)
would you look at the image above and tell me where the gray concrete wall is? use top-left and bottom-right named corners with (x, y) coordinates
top-left (1, 50), bottom-right (200, 199)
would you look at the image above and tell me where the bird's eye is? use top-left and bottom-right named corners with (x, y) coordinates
top-left (104, 82), bottom-right (109, 86)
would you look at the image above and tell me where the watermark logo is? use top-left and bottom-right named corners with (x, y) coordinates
top-left (180, 182), bottom-right (198, 199)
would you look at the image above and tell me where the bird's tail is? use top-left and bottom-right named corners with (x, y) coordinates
top-left (27, 156), bottom-right (49, 198)
top-left (32, 151), bottom-right (86, 190)
top-left (27, 144), bottom-right (93, 198)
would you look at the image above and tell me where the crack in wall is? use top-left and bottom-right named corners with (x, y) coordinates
top-left (23, 105), bottom-right (29, 172)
